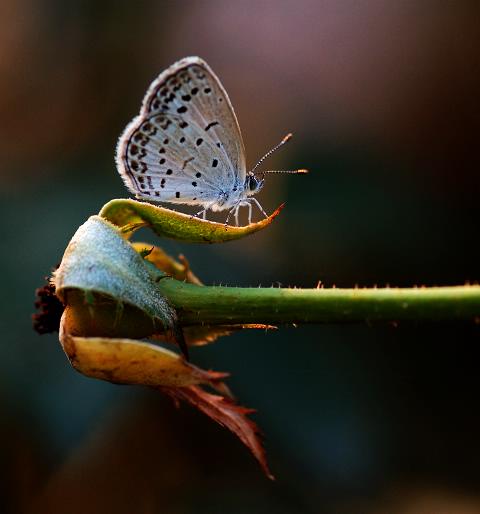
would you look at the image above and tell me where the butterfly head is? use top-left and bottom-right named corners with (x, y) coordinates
top-left (245, 173), bottom-right (265, 196)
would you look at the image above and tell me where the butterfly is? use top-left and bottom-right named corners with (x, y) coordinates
top-left (116, 56), bottom-right (307, 225)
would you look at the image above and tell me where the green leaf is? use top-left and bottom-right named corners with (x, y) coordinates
top-left (99, 198), bottom-right (284, 243)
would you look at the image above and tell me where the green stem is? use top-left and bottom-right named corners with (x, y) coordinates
top-left (157, 281), bottom-right (480, 325)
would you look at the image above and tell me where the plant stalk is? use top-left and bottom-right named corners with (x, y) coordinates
top-left (157, 281), bottom-right (480, 325)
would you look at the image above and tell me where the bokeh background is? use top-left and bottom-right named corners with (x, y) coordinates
top-left (2, 1), bottom-right (480, 512)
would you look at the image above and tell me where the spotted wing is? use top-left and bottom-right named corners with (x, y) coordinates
top-left (116, 57), bottom-right (247, 205)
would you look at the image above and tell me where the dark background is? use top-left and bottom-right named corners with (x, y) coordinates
top-left (1, 1), bottom-right (480, 512)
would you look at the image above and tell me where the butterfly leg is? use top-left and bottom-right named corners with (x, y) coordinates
top-left (225, 206), bottom-right (236, 226)
top-left (226, 201), bottom-right (252, 226)
top-left (247, 201), bottom-right (253, 224)
top-left (251, 198), bottom-right (268, 219)
top-left (235, 201), bottom-right (253, 225)
top-left (234, 203), bottom-right (244, 226)
top-left (193, 208), bottom-right (208, 220)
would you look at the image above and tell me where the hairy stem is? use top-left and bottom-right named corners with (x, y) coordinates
top-left (157, 281), bottom-right (480, 325)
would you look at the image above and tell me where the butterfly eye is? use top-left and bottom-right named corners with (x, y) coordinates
top-left (248, 175), bottom-right (259, 191)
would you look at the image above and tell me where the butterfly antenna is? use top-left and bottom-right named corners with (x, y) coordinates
top-left (250, 133), bottom-right (294, 174)
top-left (250, 133), bottom-right (309, 176)
top-left (262, 169), bottom-right (309, 174)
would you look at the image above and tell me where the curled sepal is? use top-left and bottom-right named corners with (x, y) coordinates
top-left (99, 198), bottom-right (284, 243)
top-left (54, 216), bottom-right (171, 323)
top-left (53, 215), bottom-right (186, 355)
top-left (59, 311), bottom-right (226, 389)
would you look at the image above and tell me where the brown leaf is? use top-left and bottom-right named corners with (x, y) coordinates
top-left (160, 385), bottom-right (274, 480)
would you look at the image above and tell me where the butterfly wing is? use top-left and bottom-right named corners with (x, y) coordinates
top-left (116, 57), bottom-right (247, 207)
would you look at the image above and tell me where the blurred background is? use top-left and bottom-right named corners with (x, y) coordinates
top-left (1, 1), bottom-right (480, 512)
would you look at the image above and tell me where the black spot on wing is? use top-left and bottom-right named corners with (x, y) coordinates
top-left (205, 121), bottom-right (219, 131)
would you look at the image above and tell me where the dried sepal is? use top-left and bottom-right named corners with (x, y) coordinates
top-left (154, 324), bottom-right (277, 346)
top-left (160, 385), bottom-right (274, 480)
top-left (131, 243), bottom-right (202, 285)
top-left (60, 310), bottom-right (225, 388)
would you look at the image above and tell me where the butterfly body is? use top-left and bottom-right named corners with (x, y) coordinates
top-left (116, 56), bottom-right (301, 225)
